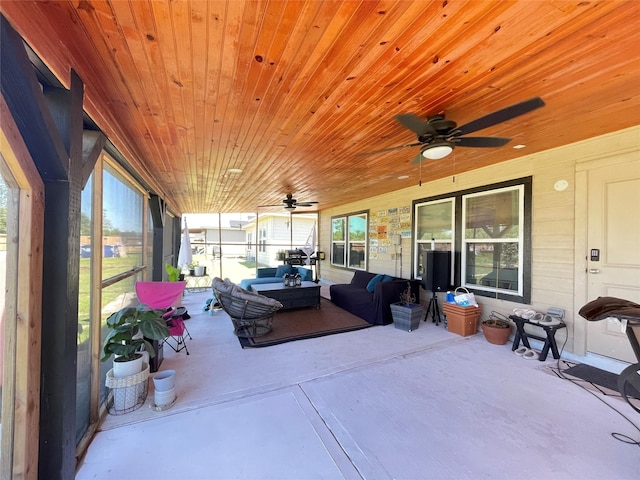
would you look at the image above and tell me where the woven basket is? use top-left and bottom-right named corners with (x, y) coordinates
top-left (106, 363), bottom-right (149, 415)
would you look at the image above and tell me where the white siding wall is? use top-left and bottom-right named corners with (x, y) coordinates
top-left (319, 126), bottom-right (640, 354)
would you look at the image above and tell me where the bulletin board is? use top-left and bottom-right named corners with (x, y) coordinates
top-left (369, 206), bottom-right (411, 259)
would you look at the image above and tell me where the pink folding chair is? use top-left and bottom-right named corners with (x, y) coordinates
top-left (135, 281), bottom-right (191, 355)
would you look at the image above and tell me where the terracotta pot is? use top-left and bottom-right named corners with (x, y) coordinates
top-left (442, 303), bottom-right (481, 337)
top-left (481, 320), bottom-right (512, 345)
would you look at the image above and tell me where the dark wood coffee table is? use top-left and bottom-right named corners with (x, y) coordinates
top-left (251, 281), bottom-right (321, 310)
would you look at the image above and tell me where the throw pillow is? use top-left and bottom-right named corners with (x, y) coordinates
top-left (297, 267), bottom-right (312, 281)
top-left (366, 274), bottom-right (385, 293)
top-left (382, 274), bottom-right (394, 283)
top-left (275, 264), bottom-right (293, 277)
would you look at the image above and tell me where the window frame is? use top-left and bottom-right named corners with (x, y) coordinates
top-left (412, 177), bottom-right (532, 304)
top-left (331, 210), bottom-right (369, 270)
top-left (461, 184), bottom-right (525, 298)
top-left (414, 197), bottom-right (455, 281)
top-left (0, 103), bottom-right (45, 479)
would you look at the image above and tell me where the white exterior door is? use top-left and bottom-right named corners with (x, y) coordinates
top-left (586, 161), bottom-right (640, 363)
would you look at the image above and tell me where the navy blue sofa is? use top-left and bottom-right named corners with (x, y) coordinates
top-left (329, 270), bottom-right (421, 325)
top-left (239, 265), bottom-right (314, 290)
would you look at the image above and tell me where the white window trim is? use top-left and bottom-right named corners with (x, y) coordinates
top-left (461, 184), bottom-right (525, 297)
top-left (331, 212), bottom-right (368, 270)
top-left (414, 197), bottom-right (455, 280)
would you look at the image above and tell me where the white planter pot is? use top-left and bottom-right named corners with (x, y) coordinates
top-left (113, 354), bottom-right (143, 378)
top-left (194, 266), bottom-right (205, 276)
top-left (138, 350), bottom-right (150, 367)
top-left (154, 385), bottom-right (176, 407)
top-left (153, 369), bottom-right (176, 392)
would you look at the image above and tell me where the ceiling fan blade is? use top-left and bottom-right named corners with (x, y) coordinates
top-left (454, 136), bottom-right (511, 147)
top-left (258, 204), bottom-right (284, 207)
top-left (395, 113), bottom-right (436, 136)
top-left (358, 142), bottom-right (423, 156)
top-left (456, 97), bottom-right (545, 136)
top-left (295, 202), bottom-right (318, 207)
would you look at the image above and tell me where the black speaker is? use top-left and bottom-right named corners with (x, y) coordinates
top-left (422, 251), bottom-right (451, 292)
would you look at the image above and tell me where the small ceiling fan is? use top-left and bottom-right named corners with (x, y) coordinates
top-left (362, 97), bottom-right (545, 163)
top-left (259, 193), bottom-right (319, 211)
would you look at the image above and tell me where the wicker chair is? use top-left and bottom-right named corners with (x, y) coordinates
top-left (212, 277), bottom-right (283, 338)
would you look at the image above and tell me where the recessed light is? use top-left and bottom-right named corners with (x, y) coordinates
top-left (227, 168), bottom-right (243, 173)
top-left (397, 175), bottom-right (409, 180)
top-left (513, 144), bottom-right (526, 149)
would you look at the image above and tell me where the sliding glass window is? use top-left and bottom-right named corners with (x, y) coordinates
top-left (99, 160), bottom-right (146, 403)
top-left (76, 173), bottom-right (93, 443)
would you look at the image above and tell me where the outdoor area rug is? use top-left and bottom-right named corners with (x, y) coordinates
top-left (564, 363), bottom-right (640, 402)
top-left (563, 363), bottom-right (621, 392)
top-left (238, 298), bottom-right (373, 348)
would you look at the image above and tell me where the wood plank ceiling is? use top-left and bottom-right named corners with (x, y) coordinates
top-left (2, 1), bottom-right (640, 213)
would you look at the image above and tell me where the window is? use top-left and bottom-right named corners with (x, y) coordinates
top-left (102, 163), bottom-right (144, 277)
top-left (415, 198), bottom-right (454, 278)
top-left (99, 158), bottom-right (147, 405)
top-left (0, 116), bottom-right (44, 478)
top-left (413, 178), bottom-right (531, 303)
top-left (0, 171), bottom-right (12, 474)
top-left (76, 172), bottom-right (93, 443)
top-left (463, 186), bottom-right (524, 296)
top-left (331, 211), bottom-right (368, 269)
top-left (258, 227), bottom-right (267, 253)
top-left (331, 217), bottom-right (346, 266)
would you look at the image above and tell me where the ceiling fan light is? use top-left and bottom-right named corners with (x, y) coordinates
top-left (422, 143), bottom-right (453, 160)
top-left (284, 205), bottom-right (296, 211)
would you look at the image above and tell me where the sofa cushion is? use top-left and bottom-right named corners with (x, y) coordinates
top-left (212, 277), bottom-right (235, 294)
top-left (330, 284), bottom-right (377, 324)
top-left (366, 274), bottom-right (386, 293)
top-left (275, 264), bottom-right (293, 277)
top-left (239, 277), bottom-right (282, 290)
top-left (296, 266), bottom-right (313, 282)
top-left (350, 270), bottom-right (377, 289)
top-left (256, 267), bottom-right (277, 278)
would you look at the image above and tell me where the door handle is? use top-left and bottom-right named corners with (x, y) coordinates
top-left (588, 268), bottom-right (600, 274)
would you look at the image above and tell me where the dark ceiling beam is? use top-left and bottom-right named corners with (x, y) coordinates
top-left (0, 14), bottom-right (67, 181)
top-left (81, 130), bottom-right (106, 188)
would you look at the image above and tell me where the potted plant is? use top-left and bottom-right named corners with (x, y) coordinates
top-left (165, 263), bottom-right (184, 281)
top-left (188, 261), bottom-right (201, 276)
top-left (480, 312), bottom-right (512, 345)
top-left (102, 304), bottom-right (170, 377)
top-left (194, 263), bottom-right (205, 277)
top-left (390, 282), bottom-right (424, 332)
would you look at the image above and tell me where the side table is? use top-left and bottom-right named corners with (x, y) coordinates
top-left (185, 274), bottom-right (211, 293)
top-left (509, 314), bottom-right (566, 361)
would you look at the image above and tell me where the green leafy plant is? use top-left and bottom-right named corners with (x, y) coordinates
top-left (188, 260), bottom-right (199, 269)
top-left (101, 304), bottom-right (170, 363)
top-left (165, 263), bottom-right (182, 281)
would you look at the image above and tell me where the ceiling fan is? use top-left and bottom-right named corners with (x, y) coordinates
top-left (362, 97), bottom-right (545, 163)
top-left (259, 193), bottom-right (319, 211)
